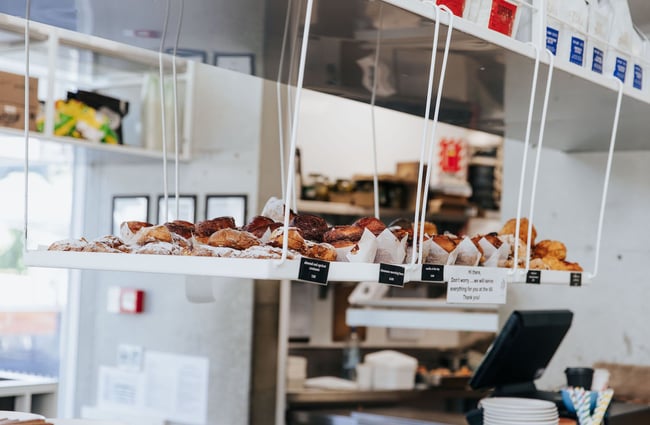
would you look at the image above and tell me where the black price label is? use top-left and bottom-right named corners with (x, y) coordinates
top-left (526, 270), bottom-right (541, 284)
top-left (421, 264), bottom-right (444, 282)
top-left (378, 263), bottom-right (406, 287)
top-left (570, 273), bottom-right (582, 287)
top-left (298, 258), bottom-right (330, 285)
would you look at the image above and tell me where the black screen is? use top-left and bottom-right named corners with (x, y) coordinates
top-left (469, 310), bottom-right (573, 391)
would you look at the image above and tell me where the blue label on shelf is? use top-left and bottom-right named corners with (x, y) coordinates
top-left (592, 47), bottom-right (604, 74)
top-left (634, 64), bottom-right (643, 90)
top-left (570, 36), bottom-right (585, 66)
top-left (546, 27), bottom-right (559, 55)
top-left (614, 57), bottom-right (627, 83)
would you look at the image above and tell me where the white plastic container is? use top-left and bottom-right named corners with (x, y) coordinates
top-left (586, 0), bottom-right (613, 74)
top-left (546, 0), bottom-right (589, 67)
top-left (364, 350), bottom-right (418, 390)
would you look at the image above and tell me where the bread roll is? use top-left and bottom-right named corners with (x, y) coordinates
top-left (353, 216), bottom-right (386, 236)
top-left (499, 218), bottom-right (537, 246)
top-left (268, 227), bottom-right (306, 252)
top-left (194, 217), bottom-right (236, 244)
top-left (533, 240), bottom-right (567, 260)
top-left (323, 225), bottom-right (363, 243)
top-left (207, 228), bottom-right (260, 250)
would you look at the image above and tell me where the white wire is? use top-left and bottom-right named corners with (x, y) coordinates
top-left (510, 42), bottom-right (542, 274)
top-left (279, 0), bottom-right (315, 262)
top-left (524, 49), bottom-right (554, 271)
top-left (286, 0), bottom-right (301, 212)
top-left (171, 0), bottom-right (184, 221)
top-left (23, 0), bottom-right (31, 248)
top-left (418, 5), bottom-right (453, 264)
top-left (158, 0), bottom-right (171, 223)
top-left (590, 78), bottom-right (624, 280)
top-left (410, 5), bottom-right (441, 266)
top-left (369, 4), bottom-right (383, 220)
top-left (276, 0), bottom-right (293, 200)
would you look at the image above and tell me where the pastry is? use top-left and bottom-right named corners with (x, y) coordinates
top-left (48, 237), bottom-right (88, 252)
top-left (164, 220), bottom-right (195, 239)
top-left (238, 245), bottom-right (298, 259)
top-left (134, 225), bottom-right (173, 245)
top-left (302, 241), bottom-right (337, 261)
top-left (529, 258), bottom-right (550, 270)
top-left (290, 214), bottom-right (329, 242)
top-left (432, 235), bottom-right (458, 253)
top-left (243, 216), bottom-right (278, 238)
top-left (353, 216), bottom-right (386, 236)
top-left (472, 232), bottom-right (502, 249)
top-left (323, 225), bottom-right (363, 243)
top-left (533, 240), bottom-right (567, 260)
top-left (120, 221), bottom-right (153, 241)
top-left (499, 217), bottom-right (537, 246)
top-left (194, 217), bottom-right (236, 244)
top-left (93, 235), bottom-right (130, 252)
top-left (268, 227), bottom-right (306, 251)
top-left (207, 228), bottom-right (260, 250)
top-left (133, 241), bottom-right (181, 255)
top-left (82, 242), bottom-right (122, 253)
top-left (542, 256), bottom-right (583, 272)
top-left (191, 244), bottom-right (237, 257)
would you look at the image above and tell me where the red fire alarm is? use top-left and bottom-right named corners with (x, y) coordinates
top-left (119, 289), bottom-right (145, 314)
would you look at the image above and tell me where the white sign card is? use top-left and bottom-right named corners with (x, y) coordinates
top-left (446, 266), bottom-right (508, 304)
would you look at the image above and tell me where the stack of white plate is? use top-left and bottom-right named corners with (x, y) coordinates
top-left (480, 397), bottom-right (559, 425)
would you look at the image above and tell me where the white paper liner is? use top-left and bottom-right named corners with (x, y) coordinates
top-left (405, 236), bottom-right (432, 264)
top-left (259, 227), bottom-right (273, 245)
top-left (348, 228), bottom-right (378, 263)
top-left (425, 240), bottom-right (456, 265)
top-left (374, 228), bottom-right (407, 264)
top-left (484, 241), bottom-right (511, 268)
top-left (454, 237), bottom-right (482, 266)
top-left (261, 197), bottom-right (286, 222)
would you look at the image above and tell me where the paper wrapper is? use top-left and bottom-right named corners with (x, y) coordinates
top-left (374, 228), bottom-right (407, 264)
top-left (259, 227), bottom-right (273, 245)
top-left (347, 228), bottom-right (378, 263)
top-left (424, 240), bottom-right (457, 265)
top-left (478, 238), bottom-right (511, 268)
top-left (454, 237), bottom-right (482, 266)
top-left (405, 237), bottom-right (432, 264)
top-left (260, 197), bottom-right (286, 222)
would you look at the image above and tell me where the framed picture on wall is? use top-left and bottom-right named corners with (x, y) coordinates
top-left (112, 195), bottom-right (149, 235)
top-left (205, 195), bottom-right (247, 227)
top-left (213, 53), bottom-right (255, 75)
top-left (157, 194), bottom-right (197, 223)
top-left (164, 47), bottom-right (208, 63)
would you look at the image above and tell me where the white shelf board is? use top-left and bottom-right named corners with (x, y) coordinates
top-left (24, 250), bottom-right (588, 286)
top-left (0, 127), bottom-right (189, 163)
top-left (352, 297), bottom-right (498, 311)
top-left (346, 307), bottom-right (499, 332)
top-left (332, 0), bottom-right (650, 151)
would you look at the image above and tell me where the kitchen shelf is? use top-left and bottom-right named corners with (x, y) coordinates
top-left (296, 200), bottom-right (476, 223)
top-left (0, 127), bottom-right (187, 163)
top-left (306, 0), bottom-right (650, 151)
top-left (24, 250), bottom-right (588, 286)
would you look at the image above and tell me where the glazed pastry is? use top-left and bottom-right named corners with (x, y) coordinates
top-left (243, 216), bottom-right (278, 238)
top-left (120, 221), bottom-right (153, 242)
top-left (533, 240), bottom-right (567, 260)
top-left (353, 216), bottom-right (386, 236)
top-left (194, 217), bottom-right (236, 244)
top-left (323, 225), bottom-right (363, 244)
top-left (268, 227), bottom-right (306, 252)
top-left (432, 235), bottom-right (458, 253)
top-left (207, 228), bottom-right (260, 250)
top-left (133, 241), bottom-right (181, 255)
top-left (164, 220), bottom-right (195, 239)
top-left (134, 225), bottom-right (173, 245)
top-left (290, 214), bottom-right (329, 242)
top-left (499, 218), bottom-right (537, 246)
top-left (48, 237), bottom-right (88, 252)
top-left (302, 241), bottom-right (337, 262)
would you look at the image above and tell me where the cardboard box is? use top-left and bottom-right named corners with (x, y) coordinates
top-left (0, 70), bottom-right (38, 131)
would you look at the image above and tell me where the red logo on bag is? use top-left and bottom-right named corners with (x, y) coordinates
top-left (488, 0), bottom-right (518, 36)
top-left (439, 138), bottom-right (464, 173)
top-left (436, 0), bottom-right (465, 17)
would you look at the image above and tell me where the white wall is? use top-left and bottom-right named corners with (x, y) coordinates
top-left (70, 64), bottom-right (267, 425)
top-left (500, 139), bottom-right (650, 390)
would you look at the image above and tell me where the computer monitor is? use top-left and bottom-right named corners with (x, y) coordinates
top-left (469, 309), bottom-right (574, 393)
